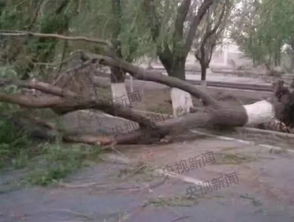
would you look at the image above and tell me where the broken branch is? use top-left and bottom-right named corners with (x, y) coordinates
top-left (0, 30), bottom-right (111, 46)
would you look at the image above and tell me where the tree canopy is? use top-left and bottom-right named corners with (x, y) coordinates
top-left (230, 0), bottom-right (294, 66)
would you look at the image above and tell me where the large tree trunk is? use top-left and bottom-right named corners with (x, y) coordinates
top-left (97, 55), bottom-right (294, 127)
top-left (161, 56), bottom-right (193, 117)
top-left (243, 100), bottom-right (276, 125)
top-left (200, 63), bottom-right (206, 81)
top-left (200, 61), bottom-right (207, 88)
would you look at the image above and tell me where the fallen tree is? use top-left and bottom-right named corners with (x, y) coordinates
top-left (90, 53), bottom-right (294, 128)
top-left (0, 53), bottom-right (293, 146)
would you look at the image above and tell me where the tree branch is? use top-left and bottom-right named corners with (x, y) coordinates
top-left (0, 78), bottom-right (76, 97)
top-left (204, 2), bottom-right (227, 44)
top-left (195, 0), bottom-right (230, 69)
top-left (0, 93), bottom-right (63, 108)
top-left (0, 31), bottom-right (111, 46)
top-left (174, 0), bottom-right (191, 39)
top-left (0, 77), bottom-right (159, 131)
top-left (86, 54), bottom-right (219, 108)
top-left (184, 0), bottom-right (214, 55)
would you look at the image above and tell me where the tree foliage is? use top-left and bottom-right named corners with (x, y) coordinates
top-left (0, 0), bottom-right (158, 78)
top-left (230, 0), bottom-right (294, 66)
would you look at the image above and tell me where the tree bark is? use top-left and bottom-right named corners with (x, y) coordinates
top-left (165, 57), bottom-right (186, 80)
top-left (200, 61), bottom-right (207, 81)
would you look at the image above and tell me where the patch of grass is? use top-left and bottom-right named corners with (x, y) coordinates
top-left (145, 196), bottom-right (198, 207)
top-left (0, 118), bottom-right (103, 186)
top-left (148, 106), bottom-right (171, 115)
top-left (269, 148), bottom-right (288, 154)
top-left (117, 164), bottom-right (147, 178)
top-left (27, 143), bottom-right (102, 186)
top-left (117, 164), bottom-right (159, 183)
top-left (145, 193), bottom-right (227, 208)
top-left (240, 194), bottom-right (263, 207)
top-left (215, 153), bottom-right (256, 165)
top-left (222, 147), bottom-right (238, 152)
top-left (0, 118), bottom-right (33, 169)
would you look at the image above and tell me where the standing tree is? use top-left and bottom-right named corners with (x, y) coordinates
top-left (141, 0), bottom-right (223, 117)
top-left (195, 0), bottom-right (231, 86)
top-left (230, 0), bottom-right (294, 69)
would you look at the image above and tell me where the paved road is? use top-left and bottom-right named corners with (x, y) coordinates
top-left (1, 130), bottom-right (294, 222)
